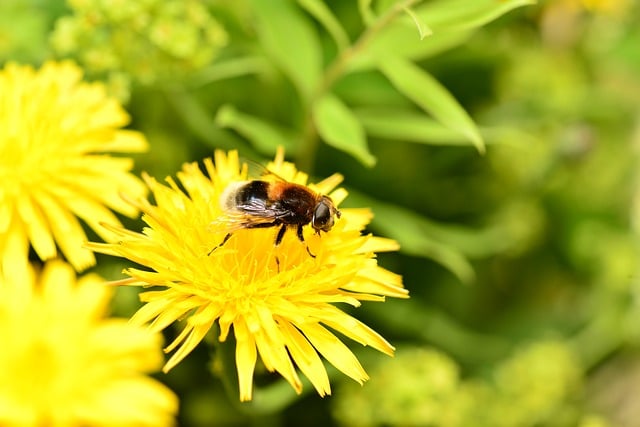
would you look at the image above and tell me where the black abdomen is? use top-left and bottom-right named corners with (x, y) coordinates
top-left (236, 181), bottom-right (270, 205)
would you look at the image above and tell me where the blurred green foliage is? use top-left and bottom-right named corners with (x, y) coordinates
top-left (3, 0), bottom-right (640, 425)
top-left (332, 342), bottom-right (584, 427)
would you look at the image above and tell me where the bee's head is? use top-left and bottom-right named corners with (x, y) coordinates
top-left (312, 196), bottom-right (341, 233)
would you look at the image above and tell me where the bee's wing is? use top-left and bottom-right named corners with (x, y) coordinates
top-left (209, 213), bottom-right (271, 233)
top-left (210, 198), bottom-right (290, 233)
top-left (244, 159), bottom-right (288, 183)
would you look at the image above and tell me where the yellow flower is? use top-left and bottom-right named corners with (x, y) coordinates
top-left (0, 260), bottom-right (178, 426)
top-left (579, 0), bottom-right (630, 14)
top-left (556, 0), bottom-right (631, 15)
top-left (0, 61), bottom-right (147, 276)
top-left (89, 149), bottom-right (408, 401)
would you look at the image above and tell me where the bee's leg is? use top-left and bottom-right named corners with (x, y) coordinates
top-left (274, 224), bottom-right (288, 246)
top-left (273, 224), bottom-right (288, 271)
top-left (296, 224), bottom-right (316, 258)
top-left (208, 232), bottom-right (232, 256)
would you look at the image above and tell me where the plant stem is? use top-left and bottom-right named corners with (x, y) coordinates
top-left (296, 0), bottom-right (422, 172)
top-left (319, 0), bottom-right (421, 96)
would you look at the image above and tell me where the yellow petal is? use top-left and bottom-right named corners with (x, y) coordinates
top-left (357, 236), bottom-right (400, 253)
top-left (163, 318), bottom-right (213, 372)
top-left (96, 129), bottom-right (149, 153)
top-left (281, 320), bottom-right (332, 397)
top-left (313, 173), bottom-right (344, 195)
top-left (15, 191), bottom-right (56, 260)
top-left (234, 319), bottom-right (258, 402)
top-left (40, 260), bottom-right (76, 309)
top-left (300, 322), bottom-right (369, 385)
top-left (320, 310), bottom-right (395, 356)
top-left (48, 185), bottom-right (123, 243)
top-left (0, 191), bottom-right (13, 232)
top-left (253, 325), bottom-right (302, 393)
top-left (36, 190), bottom-right (95, 271)
top-left (1, 217), bottom-right (30, 279)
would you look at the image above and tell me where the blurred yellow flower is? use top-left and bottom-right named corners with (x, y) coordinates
top-left (0, 260), bottom-right (178, 426)
top-left (579, 0), bottom-right (630, 14)
top-left (89, 149), bottom-right (407, 401)
top-left (0, 61), bottom-right (148, 276)
top-left (554, 0), bottom-right (632, 15)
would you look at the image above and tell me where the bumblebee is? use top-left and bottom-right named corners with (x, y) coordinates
top-left (210, 178), bottom-right (341, 257)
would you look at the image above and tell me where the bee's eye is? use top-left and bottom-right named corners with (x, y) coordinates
top-left (312, 201), bottom-right (334, 231)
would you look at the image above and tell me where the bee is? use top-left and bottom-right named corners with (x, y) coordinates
top-left (209, 175), bottom-right (341, 261)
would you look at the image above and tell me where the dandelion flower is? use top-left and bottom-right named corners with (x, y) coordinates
top-left (89, 149), bottom-right (408, 401)
top-left (0, 260), bottom-right (178, 426)
top-left (0, 61), bottom-right (148, 276)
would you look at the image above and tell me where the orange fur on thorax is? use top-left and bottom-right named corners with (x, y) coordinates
top-left (267, 181), bottom-right (291, 200)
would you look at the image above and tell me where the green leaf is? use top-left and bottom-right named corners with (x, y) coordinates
top-left (346, 191), bottom-right (476, 284)
top-left (312, 94), bottom-right (376, 167)
top-left (416, 0), bottom-right (536, 33)
top-left (215, 105), bottom-right (297, 154)
top-left (250, 0), bottom-right (322, 101)
top-left (297, 0), bottom-right (350, 52)
top-left (403, 6), bottom-right (432, 40)
top-left (165, 88), bottom-right (250, 152)
top-left (349, 30), bottom-right (470, 72)
top-left (334, 71), bottom-right (414, 108)
top-left (188, 56), bottom-right (269, 87)
top-left (378, 56), bottom-right (485, 153)
top-left (355, 108), bottom-right (480, 146)
top-left (349, 0), bottom-right (533, 71)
